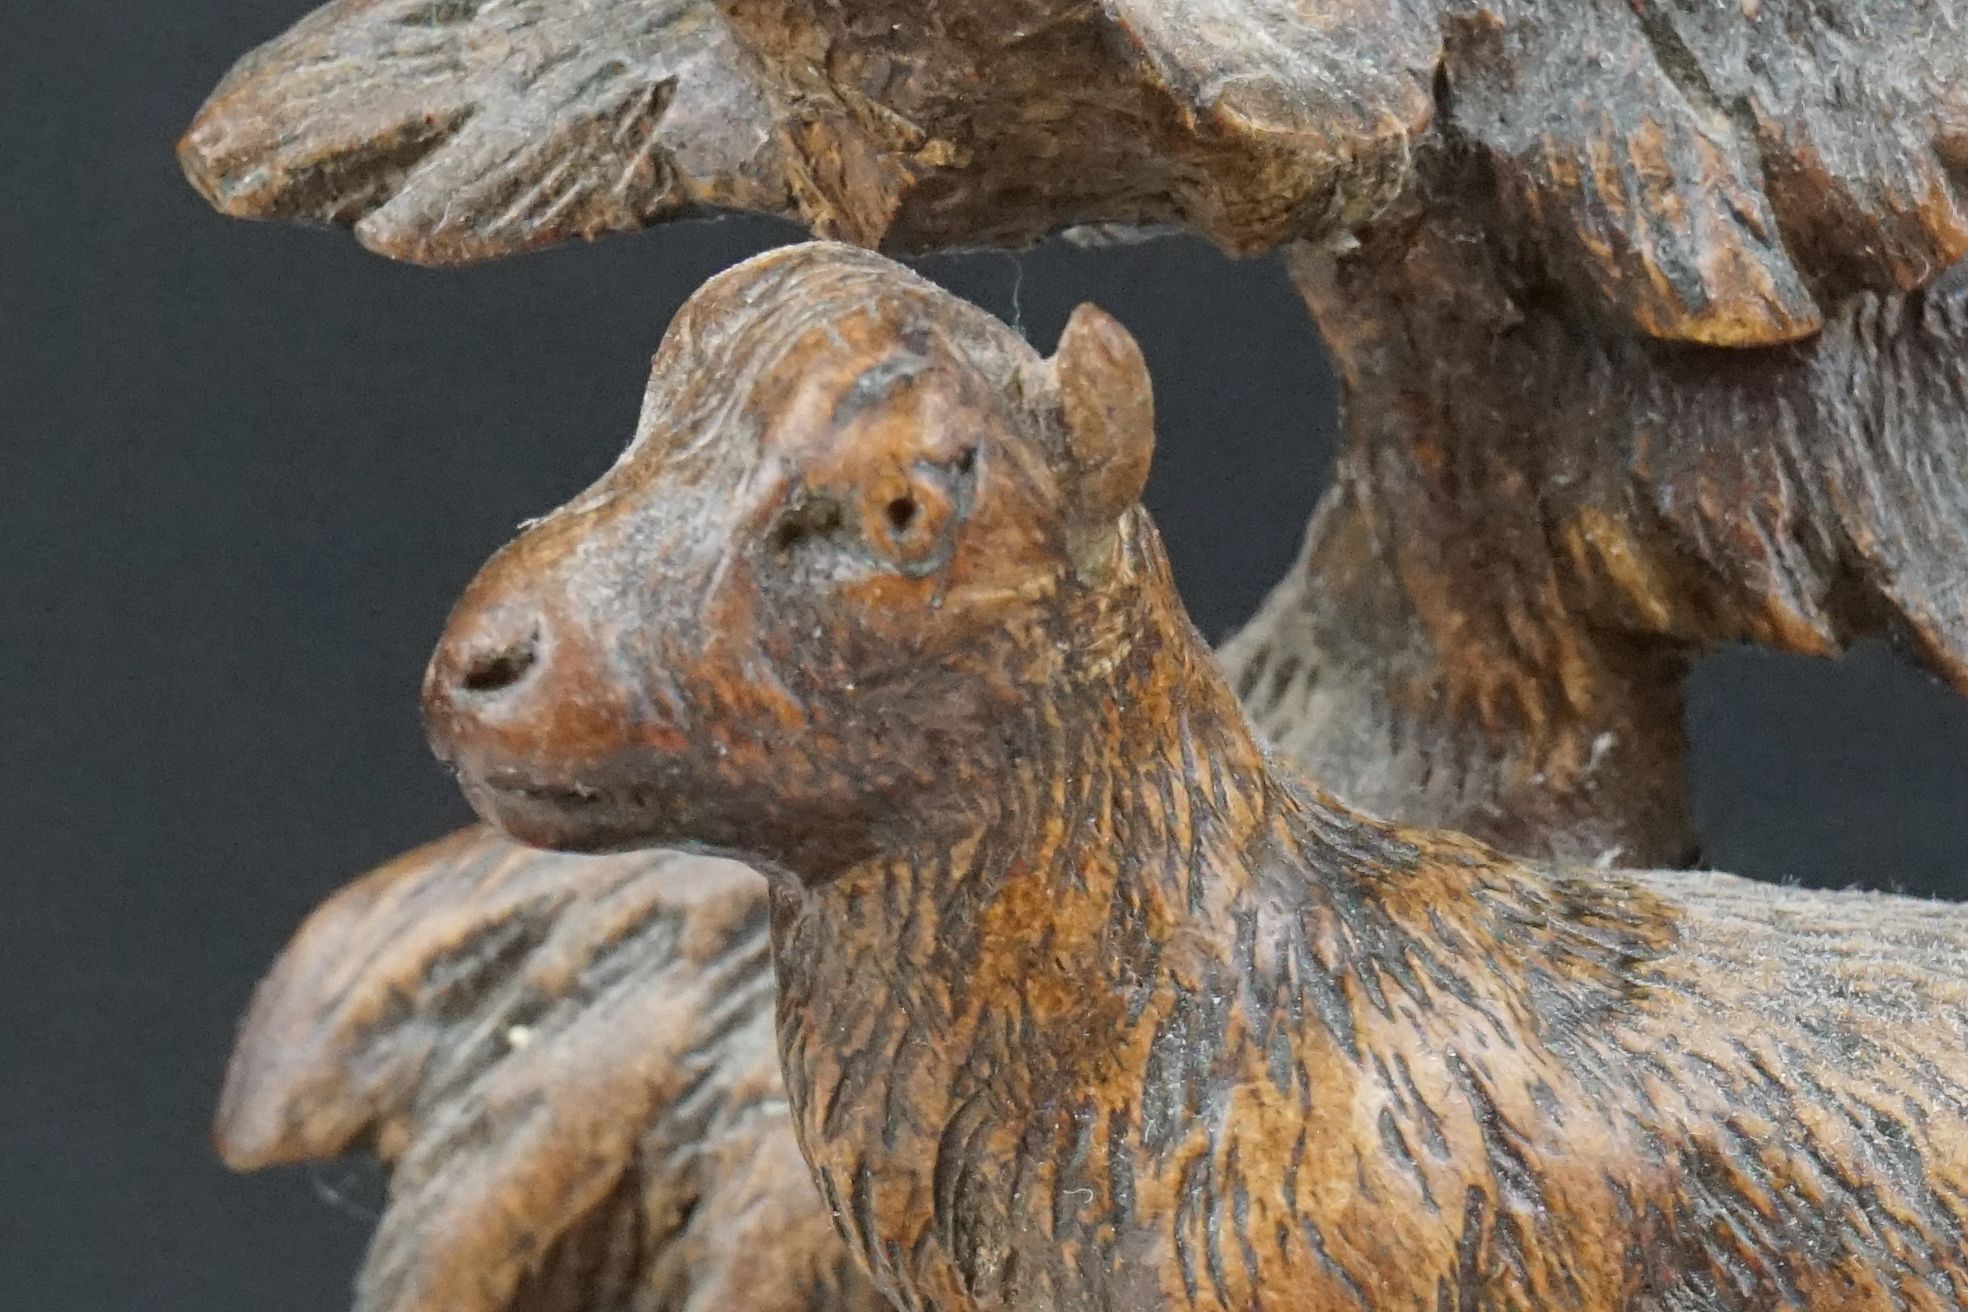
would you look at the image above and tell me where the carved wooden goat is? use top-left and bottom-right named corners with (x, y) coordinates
top-left (422, 243), bottom-right (1968, 1311)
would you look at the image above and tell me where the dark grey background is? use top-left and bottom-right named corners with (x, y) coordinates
top-left (6, 3), bottom-right (1968, 1309)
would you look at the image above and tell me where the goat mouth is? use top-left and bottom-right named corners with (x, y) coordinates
top-left (458, 768), bottom-right (655, 853)
top-left (479, 769), bottom-right (612, 808)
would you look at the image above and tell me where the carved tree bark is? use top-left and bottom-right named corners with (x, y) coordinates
top-left (185, 0), bottom-right (1968, 1307)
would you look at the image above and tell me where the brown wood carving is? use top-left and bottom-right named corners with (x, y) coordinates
top-left (178, 0), bottom-right (795, 265)
top-left (184, 4), bottom-right (1968, 1309)
top-left (217, 826), bottom-right (882, 1312)
top-left (421, 242), bottom-right (1968, 1310)
top-left (1232, 212), bottom-right (1968, 869)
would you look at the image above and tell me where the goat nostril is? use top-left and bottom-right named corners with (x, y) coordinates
top-left (458, 628), bottom-right (539, 695)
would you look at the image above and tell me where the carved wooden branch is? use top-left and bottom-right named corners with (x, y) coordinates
top-left (419, 243), bottom-right (1968, 1309)
top-left (183, 0), bottom-right (1968, 301)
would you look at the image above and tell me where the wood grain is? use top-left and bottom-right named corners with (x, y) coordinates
top-left (179, 0), bottom-right (793, 264)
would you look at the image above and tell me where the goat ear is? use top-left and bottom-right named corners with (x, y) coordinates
top-left (1051, 303), bottom-right (1154, 524)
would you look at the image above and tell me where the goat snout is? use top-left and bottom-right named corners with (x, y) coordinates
top-left (421, 558), bottom-right (665, 854)
top-left (428, 604), bottom-right (544, 708)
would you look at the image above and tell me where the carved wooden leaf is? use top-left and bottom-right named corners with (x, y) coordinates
top-left (1113, 0), bottom-right (1435, 131)
top-left (1647, 0), bottom-right (1968, 293)
top-left (1443, 0), bottom-right (1968, 344)
top-left (216, 826), bottom-right (881, 1312)
top-left (179, 0), bottom-right (792, 265)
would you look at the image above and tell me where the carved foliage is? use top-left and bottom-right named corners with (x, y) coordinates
top-left (713, 0), bottom-right (1437, 252)
top-left (216, 826), bottom-right (882, 1312)
top-left (179, 0), bottom-right (792, 264)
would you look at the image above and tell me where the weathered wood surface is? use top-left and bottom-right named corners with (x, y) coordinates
top-left (420, 242), bottom-right (1968, 1310)
top-left (216, 826), bottom-right (882, 1312)
top-left (238, 305), bottom-right (1693, 1308)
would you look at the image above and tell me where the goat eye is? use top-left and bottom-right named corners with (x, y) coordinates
top-left (885, 494), bottom-right (920, 536)
top-left (863, 470), bottom-right (955, 566)
top-left (861, 448), bottom-right (979, 572)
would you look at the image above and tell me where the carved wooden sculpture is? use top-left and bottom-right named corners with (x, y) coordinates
top-left (183, 2), bottom-right (1968, 1307)
top-left (422, 242), bottom-right (1968, 1310)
